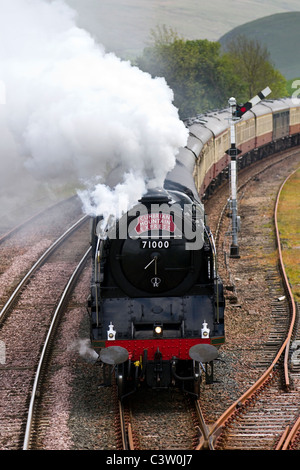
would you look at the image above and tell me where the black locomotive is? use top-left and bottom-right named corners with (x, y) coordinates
top-left (88, 151), bottom-right (225, 399)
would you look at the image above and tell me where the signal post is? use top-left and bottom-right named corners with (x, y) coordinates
top-left (227, 87), bottom-right (271, 258)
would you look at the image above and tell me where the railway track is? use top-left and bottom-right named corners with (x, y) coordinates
top-left (116, 394), bottom-right (135, 450)
top-left (0, 202), bottom-right (91, 449)
top-left (0, 195), bottom-right (78, 244)
top-left (23, 247), bottom-right (91, 450)
top-left (0, 215), bottom-right (88, 324)
top-left (0, 196), bottom-right (84, 313)
top-left (115, 387), bottom-right (221, 451)
top-left (115, 388), bottom-right (201, 450)
top-left (194, 399), bottom-right (215, 450)
top-left (202, 156), bottom-right (300, 450)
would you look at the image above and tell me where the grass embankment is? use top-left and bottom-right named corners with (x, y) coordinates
top-left (277, 167), bottom-right (300, 302)
top-left (286, 78), bottom-right (300, 97)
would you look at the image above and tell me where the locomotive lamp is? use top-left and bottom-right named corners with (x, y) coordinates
top-left (201, 321), bottom-right (210, 338)
top-left (227, 87), bottom-right (271, 258)
top-left (107, 322), bottom-right (116, 340)
top-left (154, 323), bottom-right (163, 337)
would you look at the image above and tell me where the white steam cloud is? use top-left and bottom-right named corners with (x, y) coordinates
top-left (68, 338), bottom-right (98, 362)
top-left (0, 0), bottom-right (188, 219)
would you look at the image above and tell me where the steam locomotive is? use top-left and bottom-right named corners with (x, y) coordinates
top-left (87, 94), bottom-right (300, 399)
top-left (88, 150), bottom-right (225, 399)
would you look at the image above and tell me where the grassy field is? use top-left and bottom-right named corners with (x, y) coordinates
top-left (277, 167), bottom-right (300, 301)
top-left (67, 1), bottom-right (300, 79)
top-left (286, 78), bottom-right (300, 97)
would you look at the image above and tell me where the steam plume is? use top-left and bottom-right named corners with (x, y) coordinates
top-left (0, 0), bottom-right (188, 218)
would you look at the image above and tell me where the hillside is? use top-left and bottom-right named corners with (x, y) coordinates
top-left (65, 3), bottom-right (300, 80)
top-left (219, 12), bottom-right (300, 79)
top-left (66, 1), bottom-right (300, 70)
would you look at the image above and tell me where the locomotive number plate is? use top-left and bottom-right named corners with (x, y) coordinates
top-left (141, 240), bottom-right (170, 249)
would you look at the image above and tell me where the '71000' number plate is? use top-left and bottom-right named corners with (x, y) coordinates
top-left (141, 240), bottom-right (170, 249)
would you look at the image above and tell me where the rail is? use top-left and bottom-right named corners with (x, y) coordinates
top-left (276, 416), bottom-right (300, 450)
top-left (194, 400), bottom-right (215, 450)
top-left (117, 398), bottom-right (135, 450)
top-left (274, 167), bottom-right (299, 388)
top-left (0, 195), bottom-right (77, 244)
top-left (207, 165), bottom-right (299, 445)
top-left (22, 246), bottom-right (91, 450)
top-left (0, 215), bottom-right (88, 324)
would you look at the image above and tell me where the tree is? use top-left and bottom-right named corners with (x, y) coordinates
top-left (136, 27), bottom-right (243, 118)
top-left (136, 27), bottom-right (287, 118)
top-left (223, 34), bottom-right (287, 100)
top-left (146, 24), bottom-right (181, 47)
